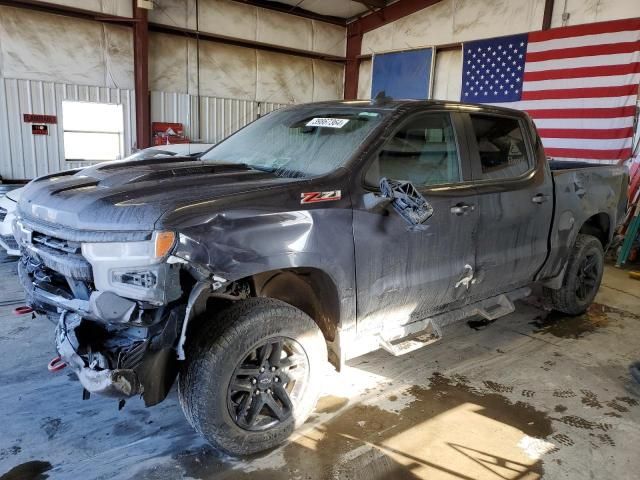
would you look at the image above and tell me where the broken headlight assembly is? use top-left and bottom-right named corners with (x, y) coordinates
top-left (81, 231), bottom-right (176, 264)
top-left (81, 231), bottom-right (178, 301)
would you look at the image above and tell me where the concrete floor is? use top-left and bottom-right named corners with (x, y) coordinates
top-left (0, 257), bottom-right (639, 480)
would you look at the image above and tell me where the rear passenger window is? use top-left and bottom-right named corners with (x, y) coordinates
top-left (365, 113), bottom-right (461, 188)
top-left (469, 114), bottom-right (530, 180)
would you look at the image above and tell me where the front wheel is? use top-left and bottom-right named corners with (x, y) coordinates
top-left (178, 298), bottom-right (327, 455)
top-left (544, 233), bottom-right (604, 315)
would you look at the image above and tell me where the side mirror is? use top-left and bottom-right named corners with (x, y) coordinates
top-left (363, 191), bottom-right (393, 212)
top-left (379, 177), bottom-right (434, 229)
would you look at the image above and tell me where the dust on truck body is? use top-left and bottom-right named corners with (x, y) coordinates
top-left (14, 100), bottom-right (628, 455)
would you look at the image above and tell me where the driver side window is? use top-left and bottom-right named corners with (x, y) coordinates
top-left (365, 113), bottom-right (461, 188)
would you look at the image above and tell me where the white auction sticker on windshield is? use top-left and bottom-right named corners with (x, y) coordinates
top-left (306, 118), bottom-right (350, 128)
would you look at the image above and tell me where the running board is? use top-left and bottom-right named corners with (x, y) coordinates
top-left (376, 287), bottom-right (530, 357)
top-left (378, 325), bottom-right (441, 357)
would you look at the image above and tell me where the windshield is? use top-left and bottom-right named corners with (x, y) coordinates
top-left (200, 107), bottom-right (388, 178)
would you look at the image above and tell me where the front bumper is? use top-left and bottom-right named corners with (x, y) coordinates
top-left (56, 312), bottom-right (141, 397)
top-left (51, 307), bottom-right (182, 405)
top-left (18, 260), bottom-right (94, 318)
top-left (15, 222), bottom-right (186, 405)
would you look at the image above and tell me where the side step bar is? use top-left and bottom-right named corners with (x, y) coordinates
top-left (377, 287), bottom-right (530, 357)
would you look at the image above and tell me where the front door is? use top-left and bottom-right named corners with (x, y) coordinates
top-left (463, 113), bottom-right (554, 298)
top-left (352, 111), bottom-right (479, 335)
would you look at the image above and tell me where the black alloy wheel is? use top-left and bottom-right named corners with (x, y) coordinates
top-left (178, 298), bottom-right (326, 455)
top-left (544, 234), bottom-right (604, 315)
top-left (575, 253), bottom-right (600, 301)
top-left (227, 337), bottom-right (309, 431)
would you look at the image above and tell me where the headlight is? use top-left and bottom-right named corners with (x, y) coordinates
top-left (82, 231), bottom-right (178, 302)
top-left (81, 231), bottom-right (175, 263)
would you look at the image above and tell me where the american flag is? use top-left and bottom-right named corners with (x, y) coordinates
top-left (461, 18), bottom-right (640, 163)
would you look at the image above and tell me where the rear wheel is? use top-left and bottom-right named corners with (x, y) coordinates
top-left (544, 234), bottom-right (604, 315)
top-left (178, 298), bottom-right (326, 455)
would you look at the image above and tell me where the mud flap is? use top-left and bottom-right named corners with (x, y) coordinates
top-left (136, 306), bottom-right (184, 406)
top-left (135, 348), bottom-right (178, 406)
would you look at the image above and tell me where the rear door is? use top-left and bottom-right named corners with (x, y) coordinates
top-left (352, 110), bottom-right (479, 335)
top-left (463, 112), bottom-right (554, 297)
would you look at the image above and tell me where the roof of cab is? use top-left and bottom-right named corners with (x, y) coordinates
top-left (289, 99), bottom-right (530, 118)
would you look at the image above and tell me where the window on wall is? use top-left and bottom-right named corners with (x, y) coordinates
top-left (62, 101), bottom-right (124, 161)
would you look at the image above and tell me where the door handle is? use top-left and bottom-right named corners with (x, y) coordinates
top-left (450, 203), bottom-right (474, 215)
top-left (531, 194), bottom-right (549, 204)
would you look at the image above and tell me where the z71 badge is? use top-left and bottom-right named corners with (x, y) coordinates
top-left (300, 190), bottom-right (341, 204)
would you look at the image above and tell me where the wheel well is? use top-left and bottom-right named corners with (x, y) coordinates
top-left (185, 268), bottom-right (341, 347)
top-left (578, 213), bottom-right (610, 248)
top-left (250, 268), bottom-right (340, 342)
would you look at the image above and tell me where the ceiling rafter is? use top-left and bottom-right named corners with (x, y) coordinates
top-left (229, 0), bottom-right (346, 26)
top-left (352, 0), bottom-right (388, 9)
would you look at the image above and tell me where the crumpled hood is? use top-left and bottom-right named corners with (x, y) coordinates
top-left (17, 157), bottom-right (301, 232)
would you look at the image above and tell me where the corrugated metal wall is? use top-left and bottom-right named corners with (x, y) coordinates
top-left (0, 80), bottom-right (287, 180)
top-left (199, 97), bottom-right (287, 143)
top-left (150, 91), bottom-right (195, 138)
top-left (150, 91), bottom-right (287, 144)
top-left (0, 77), bottom-right (136, 179)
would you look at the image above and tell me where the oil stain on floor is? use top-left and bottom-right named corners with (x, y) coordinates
top-left (530, 303), bottom-right (634, 339)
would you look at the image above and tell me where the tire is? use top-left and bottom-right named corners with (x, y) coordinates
top-left (544, 233), bottom-right (604, 315)
top-left (178, 298), bottom-right (327, 455)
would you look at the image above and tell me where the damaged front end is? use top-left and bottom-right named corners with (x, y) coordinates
top-left (16, 219), bottom-right (189, 406)
top-left (53, 308), bottom-right (183, 403)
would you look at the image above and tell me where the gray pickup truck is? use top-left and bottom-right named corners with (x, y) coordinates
top-left (15, 100), bottom-right (627, 455)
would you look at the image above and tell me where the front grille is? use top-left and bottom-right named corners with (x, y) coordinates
top-left (32, 231), bottom-right (81, 254)
top-left (27, 231), bottom-right (93, 282)
top-left (0, 207), bottom-right (7, 223)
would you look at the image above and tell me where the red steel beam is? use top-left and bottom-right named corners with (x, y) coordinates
top-left (344, 0), bottom-right (443, 99)
top-left (345, 22), bottom-right (363, 100)
top-left (356, 0), bottom-right (443, 35)
top-left (133, 0), bottom-right (150, 149)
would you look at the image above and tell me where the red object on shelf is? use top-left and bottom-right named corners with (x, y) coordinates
top-left (152, 122), bottom-right (190, 145)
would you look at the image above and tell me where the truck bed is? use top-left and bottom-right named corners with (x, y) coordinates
top-left (538, 161), bottom-right (628, 282)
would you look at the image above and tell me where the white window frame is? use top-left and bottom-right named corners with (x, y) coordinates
top-left (62, 101), bottom-right (125, 162)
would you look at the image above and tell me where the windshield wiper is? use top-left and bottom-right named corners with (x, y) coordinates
top-left (243, 164), bottom-right (304, 179)
top-left (204, 160), bottom-right (303, 178)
